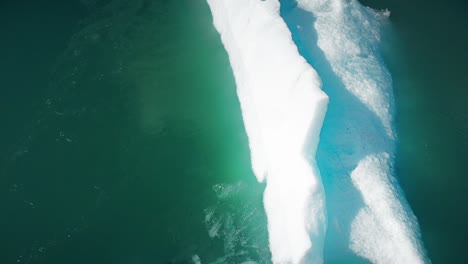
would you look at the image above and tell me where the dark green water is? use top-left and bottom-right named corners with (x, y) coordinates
top-left (360, 0), bottom-right (468, 262)
top-left (2, 0), bottom-right (468, 263)
top-left (1, 1), bottom-right (269, 263)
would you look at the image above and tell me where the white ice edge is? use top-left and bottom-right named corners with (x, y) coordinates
top-left (207, 0), bottom-right (329, 263)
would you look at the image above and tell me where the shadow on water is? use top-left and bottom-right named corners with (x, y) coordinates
top-left (280, 1), bottom-right (393, 263)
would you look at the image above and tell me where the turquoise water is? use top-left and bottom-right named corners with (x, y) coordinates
top-left (2, 0), bottom-right (468, 263)
top-left (1, 1), bottom-right (269, 263)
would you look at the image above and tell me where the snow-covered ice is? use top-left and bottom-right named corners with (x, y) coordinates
top-left (207, 0), bottom-right (328, 263)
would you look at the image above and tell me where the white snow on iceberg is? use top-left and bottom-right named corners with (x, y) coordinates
top-left (207, 0), bottom-right (329, 263)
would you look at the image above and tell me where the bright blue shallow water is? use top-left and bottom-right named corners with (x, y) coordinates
top-left (282, 0), bottom-right (468, 263)
top-left (279, 1), bottom-right (424, 262)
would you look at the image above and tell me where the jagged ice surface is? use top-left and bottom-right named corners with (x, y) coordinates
top-left (206, 0), bottom-right (329, 263)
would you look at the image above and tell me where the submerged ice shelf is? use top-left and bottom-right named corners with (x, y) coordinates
top-left (284, 0), bottom-right (429, 263)
top-left (207, 0), bottom-right (428, 263)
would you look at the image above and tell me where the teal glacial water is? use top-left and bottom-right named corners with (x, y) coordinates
top-left (1, 1), bottom-right (269, 263)
top-left (1, 0), bottom-right (468, 263)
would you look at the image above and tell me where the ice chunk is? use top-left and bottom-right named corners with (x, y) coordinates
top-left (350, 153), bottom-right (425, 264)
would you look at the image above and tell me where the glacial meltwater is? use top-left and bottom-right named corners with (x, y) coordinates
top-left (1, 0), bottom-right (467, 263)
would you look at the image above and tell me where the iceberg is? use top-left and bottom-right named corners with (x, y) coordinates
top-left (207, 0), bottom-right (429, 263)
top-left (281, 0), bottom-right (429, 263)
top-left (206, 0), bottom-right (329, 263)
